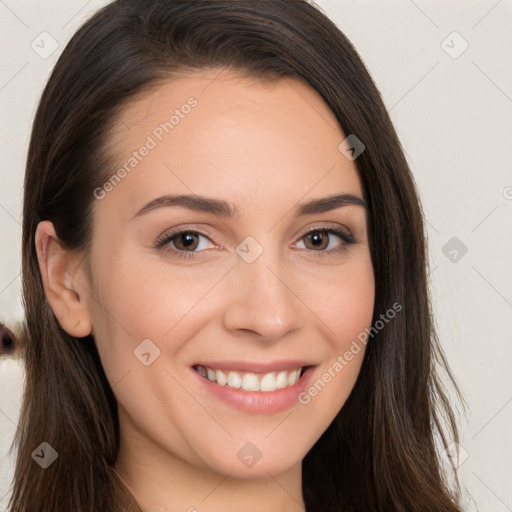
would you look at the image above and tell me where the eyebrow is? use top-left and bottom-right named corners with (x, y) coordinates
top-left (131, 192), bottom-right (367, 220)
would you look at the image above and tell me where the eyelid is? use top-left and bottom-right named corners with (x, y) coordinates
top-left (154, 223), bottom-right (356, 260)
top-left (154, 226), bottom-right (219, 251)
top-left (300, 223), bottom-right (353, 238)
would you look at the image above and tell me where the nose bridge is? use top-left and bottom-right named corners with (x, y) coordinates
top-left (223, 234), bottom-right (303, 338)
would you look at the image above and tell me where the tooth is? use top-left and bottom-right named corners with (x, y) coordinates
top-left (196, 365), bottom-right (207, 377)
top-left (206, 368), bottom-right (216, 382)
top-left (241, 373), bottom-right (259, 391)
top-left (216, 369), bottom-right (227, 386)
top-left (260, 372), bottom-right (277, 391)
top-left (287, 369), bottom-right (299, 386)
top-left (276, 370), bottom-right (288, 389)
top-left (227, 371), bottom-right (242, 388)
top-left (204, 367), bottom-right (304, 391)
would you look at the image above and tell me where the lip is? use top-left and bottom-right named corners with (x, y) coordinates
top-left (192, 359), bottom-right (313, 374)
top-left (191, 363), bottom-right (316, 415)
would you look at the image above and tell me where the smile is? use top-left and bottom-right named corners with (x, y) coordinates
top-left (193, 364), bottom-right (306, 391)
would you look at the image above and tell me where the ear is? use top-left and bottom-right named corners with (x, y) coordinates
top-left (34, 220), bottom-right (93, 338)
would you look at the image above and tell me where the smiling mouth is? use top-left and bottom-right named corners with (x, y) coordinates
top-left (193, 364), bottom-right (309, 392)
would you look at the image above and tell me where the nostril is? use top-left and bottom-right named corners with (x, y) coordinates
top-left (0, 322), bottom-right (16, 356)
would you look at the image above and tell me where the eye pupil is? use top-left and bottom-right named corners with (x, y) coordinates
top-left (175, 232), bottom-right (198, 250)
top-left (306, 231), bottom-right (328, 250)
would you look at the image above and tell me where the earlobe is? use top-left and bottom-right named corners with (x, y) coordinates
top-left (34, 221), bottom-right (93, 338)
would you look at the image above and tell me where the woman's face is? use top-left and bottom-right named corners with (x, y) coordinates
top-left (84, 70), bottom-right (375, 478)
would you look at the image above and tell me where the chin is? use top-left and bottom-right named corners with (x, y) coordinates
top-left (198, 441), bottom-right (305, 479)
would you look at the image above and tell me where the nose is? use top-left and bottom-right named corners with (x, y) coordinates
top-left (223, 246), bottom-right (304, 340)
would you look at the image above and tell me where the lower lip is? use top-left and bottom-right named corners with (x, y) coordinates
top-left (192, 366), bottom-right (315, 415)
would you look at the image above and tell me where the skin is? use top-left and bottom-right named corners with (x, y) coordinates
top-left (36, 69), bottom-right (375, 512)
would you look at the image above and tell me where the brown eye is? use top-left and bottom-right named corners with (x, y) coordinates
top-left (171, 232), bottom-right (201, 251)
top-left (155, 230), bottom-right (216, 260)
top-left (295, 228), bottom-right (355, 258)
top-left (303, 231), bottom-right (330, 250)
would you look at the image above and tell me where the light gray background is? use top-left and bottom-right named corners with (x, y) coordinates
top-left (1, 1), bottom-right (511, 510)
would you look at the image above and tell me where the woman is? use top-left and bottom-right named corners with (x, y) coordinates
top-left (9, 1), bottom-right (466, 510)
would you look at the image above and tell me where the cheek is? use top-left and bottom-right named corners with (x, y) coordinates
top-left (331, 270), bottom-right (375, 347)
top-left (91, 250), bottom-right (205, 335)
top-left (88, 254), bottom-right (220, 378)
top-left (312, 253), bottom-right (375, 349)
top-left (300, 255), bottom-right (374, 408)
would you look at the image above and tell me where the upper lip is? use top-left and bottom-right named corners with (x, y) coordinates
top-left (193, 360), bottom-right (314, 373)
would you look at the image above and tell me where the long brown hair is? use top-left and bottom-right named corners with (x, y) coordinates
top-left (10, 1), bottom-right (466, 510)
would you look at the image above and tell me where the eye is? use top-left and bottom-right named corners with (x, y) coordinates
top-left (294, 228), bottom-right (355, 258)
top-left (155, 226), bottom-right (356, 261)
top-left (155, 230), bottom-right (216, 260)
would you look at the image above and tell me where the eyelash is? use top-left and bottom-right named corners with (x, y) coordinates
top-left (155, 226), bottom-right (356, 261)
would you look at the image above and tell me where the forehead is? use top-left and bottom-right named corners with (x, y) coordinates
top-left (97, 69), bottom-right (364, 223)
